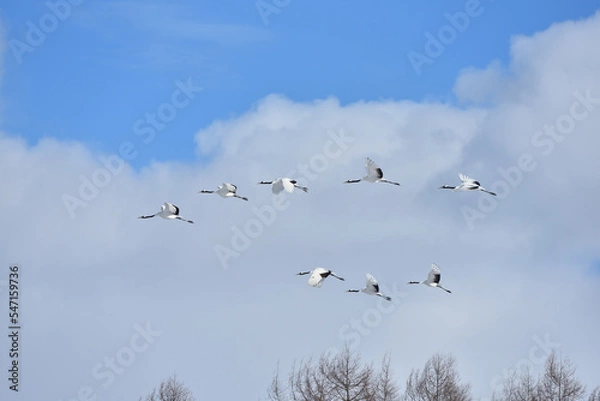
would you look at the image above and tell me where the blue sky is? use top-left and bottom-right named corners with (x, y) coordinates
top-left (2, 0), bottom-right (599, 168)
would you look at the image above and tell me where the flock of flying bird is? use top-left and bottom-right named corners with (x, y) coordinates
top-left (138, 157), bottom-right (497, 300)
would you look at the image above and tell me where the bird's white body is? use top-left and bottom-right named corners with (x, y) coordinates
top-left (297, 267), bottom-right (345, 288)
top-left (138, 202), bottom-right (194, 224)
top-left (347, 273), bottom-right (392, 301)
top-left (440, 173), bottom-right (496, 196)
top-left (199, 182), bottom-right (248, 201)
top-left (408, 263), bottom-right (451, 293)
top-left (259, 177), bottom-right (308, 194)
top-left (344, 157), bottom-right (400, 186)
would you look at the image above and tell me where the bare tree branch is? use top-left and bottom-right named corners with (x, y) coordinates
top-left (402, 352), bottom-right (472, 401)
top-left (140, 375), bottom-right (195, 401)
top-left (588, 386), bottom-right (600, 401)
top-left (492, 364), bottom-right (538, 401)
top-left (266, 344), bottom-right (400, 401)
top-left (537, 350), bottom-right (585, 401)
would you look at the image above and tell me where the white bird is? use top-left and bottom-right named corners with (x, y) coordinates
top-left (347, 273), bottom-right (392, 301)
top-left (138, 202), bottom-right (194, 224)
top-left (296, 267), bottom-right (345, 288)
top-left (344, 157), bottom-right (400, 186)
top-left (439, 173), bottom-right (496, 196)
top-left (199, 182), bottom-right (248, 201)
top-left (408, 263), bottom-right (451, 293)
top-left (258, 178), bottom-right (308, 194)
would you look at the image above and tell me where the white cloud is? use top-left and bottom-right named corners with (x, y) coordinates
top-left (1, 10), bottom-right (600, 401)
top-left (81, 1), bottom-right (271, 45)
top-left (454, 59), bottom-right (511, 104)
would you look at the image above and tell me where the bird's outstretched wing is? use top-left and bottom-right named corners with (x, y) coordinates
top-left (164, 202), bottom-right (179, 215)
top-left (308, 272), bottom-right (324, 287)
top-left (224, 183), bottom-right (237, 192)
top-left (366, 273), bottom-right (380, 293)
top-left (428, 263), bottom-right (442, 284)
top-left (282, 178), bottom-right (295, 193)
top-left (271, 179), bottom-right (284, 194)
top-left (458, 173), bottom-right (473, 183)
top-left (312, 267), bottom-right (327, 275)
top-left (365, 158), bottom-right (384, 180)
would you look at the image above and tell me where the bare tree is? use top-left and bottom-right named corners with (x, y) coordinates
top-left (324, 346), bottom-right (374, 400)
top-left (492, 349), bottom-right (587, 401)
top-left (537, 350), bottom-right (585, 401)
top-left (289, 356), bottom-right (332, 401)
top-left (492, 365), bottom-right (538, 401)
top-left (588, 386), bottom-right (600, 401)
top-left (267, 345), bottom-right (401, 401)
top-left (268, 362), bottom-right (289, 401)
top-left (375, 353), bottom-right (402, 401)
top-left (403, 353), bottom-right (472, 401)
top-left (139, 375), bottom-right (196, 401)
